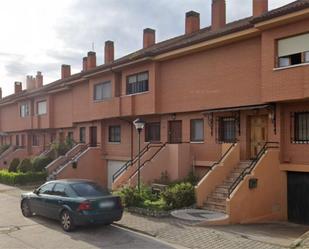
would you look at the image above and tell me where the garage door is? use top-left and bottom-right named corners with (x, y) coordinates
top-left (107, 160), bottom-right (126, 190)
top-left (288, 172), bottom-right (309, 224)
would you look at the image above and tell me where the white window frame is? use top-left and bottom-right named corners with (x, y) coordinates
top-left (20, 103), bottom-right (30, 118)
top-left (94, 81), bottom-right (112, 101)
top-left (37, 100), bottom-right (47, 115)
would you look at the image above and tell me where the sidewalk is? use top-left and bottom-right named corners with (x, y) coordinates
top-left (115, 212), bottom-right (286, 249)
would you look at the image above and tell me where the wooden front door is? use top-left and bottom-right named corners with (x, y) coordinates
top-left (250, 115), bottom-right (268, 158)
top-left (168, 121), bottom-right (182, 144)
top-left (89, 126), bottom-right (97, 147)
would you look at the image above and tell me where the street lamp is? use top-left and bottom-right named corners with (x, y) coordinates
top-left (133, 118), bottom-right (145, 192)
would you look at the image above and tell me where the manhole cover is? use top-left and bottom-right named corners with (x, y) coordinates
top-left (0, 226), bottom-right (20, 234)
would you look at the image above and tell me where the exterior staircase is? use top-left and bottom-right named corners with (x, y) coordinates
top-left (46, 143), bottom-right (89, 181)
top-left (203, 161), bottom-right (251, 213)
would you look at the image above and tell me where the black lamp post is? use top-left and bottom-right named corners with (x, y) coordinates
top-left (133, 118), bottom-right (145, 192)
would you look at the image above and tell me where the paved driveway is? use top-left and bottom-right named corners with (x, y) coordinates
top-left (0, 184), bottom-right (179, 249)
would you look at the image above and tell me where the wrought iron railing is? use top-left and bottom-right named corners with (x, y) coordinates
top-left (112, 142), bottom-right (164, 182)
top-left (227, 141), bottom-right (279, 197)
top-left (128, 142), bottom-right (167, 181)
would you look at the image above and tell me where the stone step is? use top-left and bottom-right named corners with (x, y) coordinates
top-left (204, 202), bottom-right (226, 213)
top-left (211, 189), bottom-right (228, 198)
top-left (207, 196), bottom-right (226, 203)
top-left (228, 172), bottom-right (242, 178)
top-left (214, 186), bottom-right (229, 193)
top-left (231, 168), bottom-right (246, 174)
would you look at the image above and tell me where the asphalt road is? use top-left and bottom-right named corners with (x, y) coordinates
top-left (0, 184), bottom-right (178, 249)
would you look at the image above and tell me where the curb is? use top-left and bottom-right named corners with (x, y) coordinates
top-left (290, 231), bottom-right (309, 249)
top-left (113, 223), bottom-right (157, 237)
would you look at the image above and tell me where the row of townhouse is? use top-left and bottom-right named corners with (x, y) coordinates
top-left (0, 0), bottom-right (308, 225)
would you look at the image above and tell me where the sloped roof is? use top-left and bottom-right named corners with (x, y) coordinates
top-left (1, 0), bottom-right (308, 104)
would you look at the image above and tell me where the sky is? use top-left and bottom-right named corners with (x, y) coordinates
top-left (0, 0), bottom-right (295, 97)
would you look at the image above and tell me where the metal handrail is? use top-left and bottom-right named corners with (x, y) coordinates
top-left (112, 142), bottom-right (164, 182)
top-left (209, 141), bottom-right (237, 170)
top-left (195, 142), bottom-right (237, 186)
top-left (128, 142), bottom-right (168, 181)
top-left (227, 141), bottom-right (279, 197)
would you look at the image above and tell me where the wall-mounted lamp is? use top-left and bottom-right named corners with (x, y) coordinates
top-left (171, 113), bottom-right (176, 120)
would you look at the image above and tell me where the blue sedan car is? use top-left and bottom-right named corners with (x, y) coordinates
top-left (21, 179), bottom-right (123, 232)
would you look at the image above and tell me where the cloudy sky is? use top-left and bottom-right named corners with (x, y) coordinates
top-left (0, 0), bottom-right (294, 97)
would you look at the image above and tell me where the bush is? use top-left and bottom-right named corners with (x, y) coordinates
top-left (17, 158), bottom-right (33, 173)
top-left (32, 156), bottom-right (53, 172)
top-left (8, 158), bottom-right (20, 173)
top-left (0, 170), bottom-right (47, 185)
top-left (143, 199), bottom-right (167, 211)
top-left (117, 186), bottom-right (143, 207)
top-left (51, 137), bottom-right (75, 156)
top-left (161, 182), bottom-right (195, 210)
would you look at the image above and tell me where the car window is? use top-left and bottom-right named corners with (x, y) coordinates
top-left (71, 182), bottom-right (110, 197)
top-left (64, 185), bottom-right (77, 198)
top-left (38, 183), bottom-right (54, 195)
top-left (53, 184), bottom-right (67, 197)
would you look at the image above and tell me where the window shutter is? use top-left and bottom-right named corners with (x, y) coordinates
top-left (278, 33), bottom-right (309, 57)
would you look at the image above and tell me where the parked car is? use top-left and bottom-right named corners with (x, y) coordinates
top-left (20, 179), bottom-right (123, 232)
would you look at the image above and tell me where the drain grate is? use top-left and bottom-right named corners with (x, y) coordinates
top-left (0, 226), bottom-right (20, 234)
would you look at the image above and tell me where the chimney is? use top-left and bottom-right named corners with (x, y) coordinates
top-left (14, 82), bottom-right (22, 94)
top-left (35, 71), bottom-right (43, 88)
top-left (87, 51), bottom-right (96, 69)
top-left (61, 64), bottom-right (71, 79)
top-left (143, 29), bottom-right (156, 49)
top-left (212, 0), bottom-right (226, 31)
top-left (185, 11), bottom-right (200, 35)
top-left (253, 0), bottom-right (268, 17)
top-left (105, 41), bottom-right (114, 64)
top-left (83, 57), bottom-right (88, 71)
top-left (0, 87), bottom-right (2, 99)
top-left (26, 75), bottom-right (36, 90)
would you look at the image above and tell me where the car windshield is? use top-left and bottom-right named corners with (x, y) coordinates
top-left (70, 182), bottom-right (110, 197)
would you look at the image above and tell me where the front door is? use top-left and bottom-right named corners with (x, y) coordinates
top-left (250, 115), bottom-right (268, 158)
top-left (168, 121), bottom-right (182, 144)
top-left (90, 126), bottom-right (97, 147)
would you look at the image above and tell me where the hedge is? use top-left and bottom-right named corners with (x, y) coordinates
top-left (0, 170), bottom-right (47, 185)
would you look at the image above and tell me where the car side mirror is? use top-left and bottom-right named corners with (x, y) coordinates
top-left (33, 189), bottom-right (39, 195)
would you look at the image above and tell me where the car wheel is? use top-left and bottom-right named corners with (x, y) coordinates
top-left (60, 210), bottom-right (75, 232)
top-left (21, 200), bottom-right (33, 217)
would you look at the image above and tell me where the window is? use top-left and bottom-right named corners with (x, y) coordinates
top-left (67, 131), bottom-right (73, 140)
top-left (20, 103), bottom-right (29, 117)
top-left (109, 126), bottom-right (121, 143)
top-left (94, 81), bottom-right (112, 101)
top-left (127, 72), bottom-right (149, 95)
top-left (53, 184), bottom-right (67, 197)
top-left (32, 135), bottom-right (39, 146)
top-left (218, 117), bottom-right (236, 143)
top-left (79, 127), bottom-right (86, 143)
top-left (305, 51), bottom-right (309, 63)
top-left (37, 100), bottom-right (47, 115)
top-left (277, 33), bottom-right (309, 68)
top-left (38, 183), bottom-right (54, 195)
top-left (71, 182), bottom-right (109, 197)
top-left (16, 135), bottom-right (19, 147)
top-left (294, 112), bottom-right (309, 143)
top-left (190, 119), bottom-right (204, 142)
top-left (145, 122), bottom-right (160, 142)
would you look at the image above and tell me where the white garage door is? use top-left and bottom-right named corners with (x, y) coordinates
top-left (107, 160), bottom-right (126, 189)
